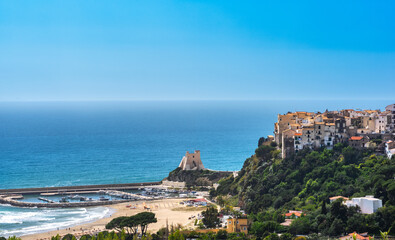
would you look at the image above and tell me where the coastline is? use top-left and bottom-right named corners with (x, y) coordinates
top-left (19, 198), bottom-right (203, 240)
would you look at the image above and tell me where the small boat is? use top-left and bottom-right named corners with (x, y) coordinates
top-left (59, 197), bottom-right (69, 203)
top-left (99, 196), bottom-right (110, 201)
top-left (79, 197), bottom-right (88, 201)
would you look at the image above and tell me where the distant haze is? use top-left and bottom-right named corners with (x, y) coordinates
top-left (0, 1), bottom-right (394, 101)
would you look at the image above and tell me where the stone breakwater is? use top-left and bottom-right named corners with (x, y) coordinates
top-left (0, 182), bottom-right (161, 195)
top-left (0, 194), bottom-right (129, 208)
top-left (0, 181), bottom-right (162, 208)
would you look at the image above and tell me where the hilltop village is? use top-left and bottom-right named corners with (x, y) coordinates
top-left (273, 103), bottom-right (395, 159)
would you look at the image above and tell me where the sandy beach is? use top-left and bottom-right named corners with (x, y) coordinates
top-left (20, 198), bottom-right (205, 240)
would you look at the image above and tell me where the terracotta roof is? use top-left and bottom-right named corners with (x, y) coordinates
top-left (340, 232), bottom-right (370, 240)
top-left (285, 212), bottom-right (302, 217)
top-left (329, 196), bottom-right (349, 201)
top-left (190, 198), bottom-right (207, 202)
top-left (350, 136), bottom-right (364, 141)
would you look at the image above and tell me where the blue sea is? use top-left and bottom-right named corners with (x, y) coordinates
top-left (0, 100), bottom-right (392, 236)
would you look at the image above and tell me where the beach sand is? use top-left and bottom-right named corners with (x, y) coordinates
top-left (20, 198), bottom-right (204, 240)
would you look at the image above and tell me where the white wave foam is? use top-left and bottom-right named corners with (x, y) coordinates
top-left (0, 206), bottom-right (110, 237)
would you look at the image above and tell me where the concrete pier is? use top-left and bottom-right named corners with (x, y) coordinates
top-left (0, 182), bottom-right (161, 208)
top-left (0, 194), bottom-right (129, 208)
top-left (0, 182), bottom-right (161, 195)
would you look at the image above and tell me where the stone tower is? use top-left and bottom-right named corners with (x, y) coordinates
top-left (178, 150), bottom-right (205, 170)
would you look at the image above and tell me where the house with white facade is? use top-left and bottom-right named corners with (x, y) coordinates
top-left (386, 104), bottom-right (395, 133)
top-left (344, 195), bottom-right (382, 214)
top-left (385, 140), bottom-right (395, 159)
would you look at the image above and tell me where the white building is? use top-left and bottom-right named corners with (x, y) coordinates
top-left (385, 104), bottom-right (395, 132)
top-left (385, 140), bottom-right (395, 159)
top-left (345, 195), bottom-right (382, 214)
top-left (375, 112), bottom-right (389, 134)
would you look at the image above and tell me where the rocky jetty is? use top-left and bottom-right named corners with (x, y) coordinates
top-left (0, 194), bottom-right (129, 208)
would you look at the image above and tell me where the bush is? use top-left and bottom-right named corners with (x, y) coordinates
top-left (61, 234), bottom-right (75, 240)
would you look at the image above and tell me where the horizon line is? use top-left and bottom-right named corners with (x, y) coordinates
top-left (0, 98), bottom-right (394, 103)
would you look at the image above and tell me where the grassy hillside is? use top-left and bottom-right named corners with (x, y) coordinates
top-left (211, 142), bottom-right (395, 237)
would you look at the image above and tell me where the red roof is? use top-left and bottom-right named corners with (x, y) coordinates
top-left (284, 212), bottom-right (302, 217)
top-left (330, 196), bottom-right (349, 201)
top-left (340, 232), bottom-right (370, 240)
top-left (190, 198), bottom-right (207, 202)
top-left (349, 136), bottom-right (363, 141)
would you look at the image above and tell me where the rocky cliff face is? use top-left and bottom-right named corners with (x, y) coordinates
top-left (164, 167), bottom-right (232, 187)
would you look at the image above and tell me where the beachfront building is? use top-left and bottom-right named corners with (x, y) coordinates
top-left (227, 218), bottom-right (248, 234)
top-left (178, 150), bottom-right (205, 170)
top-left (344, 195), bottom-right (382, 214)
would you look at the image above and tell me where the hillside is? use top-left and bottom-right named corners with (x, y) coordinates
top-left (165, 167), bottom-right (232, 187)
top-left (211, 142), bottom-right (395, 236)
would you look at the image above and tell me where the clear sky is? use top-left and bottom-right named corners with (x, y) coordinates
top-left (0, 1), bottom-right (394, 101)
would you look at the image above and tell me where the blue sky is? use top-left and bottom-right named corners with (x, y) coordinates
top-left (0, 1), bottom-right (394, 101)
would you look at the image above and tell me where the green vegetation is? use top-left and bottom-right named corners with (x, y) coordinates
top-left (106, 212), bottom-right (157, 236)
top-left (212, 142), bottom-right (395, 237)
top-left (201, 206), bottom-right (220, 228)
top-left (165, 167), bottom-right (232, 187)
top-left (181, 231), bottom-right (247, 240)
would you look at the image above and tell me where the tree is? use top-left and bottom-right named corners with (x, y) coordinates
top-left (106, 216), bottom-right (129, 233)
top-left (264, 233), bottom-right (280, 240)
top-left (135, 212), bottom-right (157, 235)
top-left (121, 216), bottom-right (139, 235)
top-left (321, 201), bottom-right (327, 215)
top-left (201, 206), bottom-right (220, 228)
top-left (51, 235), bottom-right (61, 240)
top-left (62, 234), bottom-right (76, 240)
top-left (328, 218), bottom-right (344, 237)
top-left (80, 235), bottom-right (92, 240)
top-left (216, 230), bottom-right (228, 239)
top-left (330, 199), bottom-right (348, 223)
top-left (216, 195), bottom-right (225, 207)
top-left (259, 137), bottom-right (266, 147)
top-left (279, 233), bottom-right (293, 240)
top-left (250, 221), bottom-right (279, 238)
top-left (168, 230), bottom-right (185, 240)
top-left (289, 217), bottom-right (310, 235)
top-left (255, 145), bottom-right (275, 161)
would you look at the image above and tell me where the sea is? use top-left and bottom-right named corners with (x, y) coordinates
top-left (0, 100), bottom-right (392, 237)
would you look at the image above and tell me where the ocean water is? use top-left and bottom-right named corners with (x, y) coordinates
top-left (0, 205), bottom-right (112, 237)
top-left (0, 100), bottom-right (392, 236)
